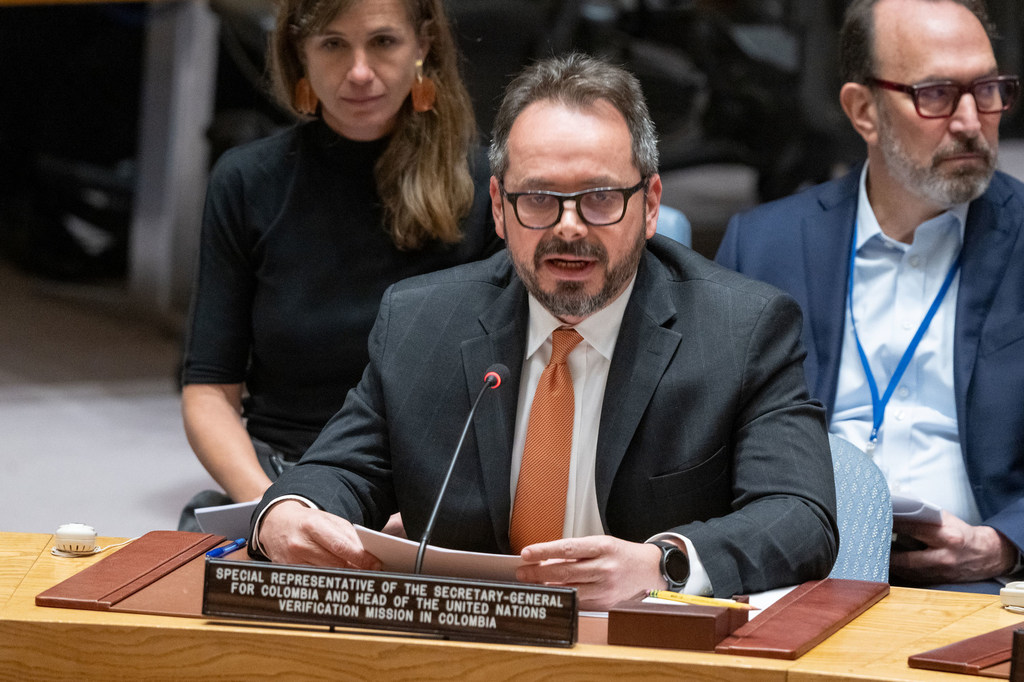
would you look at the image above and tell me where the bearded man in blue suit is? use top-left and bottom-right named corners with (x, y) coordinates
top-left (717, 0), bottom-right (1023, 591)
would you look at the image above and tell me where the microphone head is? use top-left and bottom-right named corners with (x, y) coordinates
top-left (483, 363), bottom-right (510, 389)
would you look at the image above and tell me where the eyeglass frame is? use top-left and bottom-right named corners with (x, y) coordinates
top-left (498, 178), bottom-right (649, 230)
top-left (866, 75), bottom-right (1021, 119)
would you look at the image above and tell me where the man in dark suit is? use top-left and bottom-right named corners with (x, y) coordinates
top-left (253, 54), bottom-right (838, 610)
top-left (717, 0), bottom-right (1023, 591)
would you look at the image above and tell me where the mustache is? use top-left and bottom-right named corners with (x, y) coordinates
top-left (933, 136), bottom-right (994, 165)
top-left (534, 237), bottom-right (608, 262)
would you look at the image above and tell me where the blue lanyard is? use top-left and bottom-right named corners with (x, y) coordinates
top-left (846, 222), bottom-right (961, 453)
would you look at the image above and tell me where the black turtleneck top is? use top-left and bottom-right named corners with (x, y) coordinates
top-left (182, 119), bottom-right (500, 456)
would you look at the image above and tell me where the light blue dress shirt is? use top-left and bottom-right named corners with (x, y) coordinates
top-left (830, 164), bottom-right (981, 525)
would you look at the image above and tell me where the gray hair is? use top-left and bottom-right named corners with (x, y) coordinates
top-left (488, 53), bottom-right (659, 180)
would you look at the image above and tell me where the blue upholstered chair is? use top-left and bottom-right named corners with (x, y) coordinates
top-left (656, 205), bottom-right (692, 247)
top-left (827, 434), bottom-right (892, 582)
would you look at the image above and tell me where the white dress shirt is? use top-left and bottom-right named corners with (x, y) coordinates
top-left (513, 278), bottom-right (712, 595)
top-left (830, 164), bottom-right (981, 524)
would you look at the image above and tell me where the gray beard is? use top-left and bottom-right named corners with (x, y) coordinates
top-left (877, 103), bottom-right (997, 207)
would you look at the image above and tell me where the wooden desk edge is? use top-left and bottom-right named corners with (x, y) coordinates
top-left (0, 533), bottom-right (790, 681)
top-left (2, 533), bottom-right (1018, 681)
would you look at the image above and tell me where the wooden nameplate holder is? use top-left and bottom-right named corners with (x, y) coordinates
top-left (715, 578), bottom-right (890, 660)
top-left (203, 559), bottom-right (577, 647)
top-left (909, 622), bottom-right (1024, 679)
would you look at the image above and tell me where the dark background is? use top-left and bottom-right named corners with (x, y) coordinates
top-left (0, 0), bottom-right (1021, 278)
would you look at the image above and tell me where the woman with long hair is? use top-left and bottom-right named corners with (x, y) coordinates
top-left (179, 0), bottom-right (498, 528)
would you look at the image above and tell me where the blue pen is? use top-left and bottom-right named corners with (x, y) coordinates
top-left (206, 538), bottom-right (247, 558)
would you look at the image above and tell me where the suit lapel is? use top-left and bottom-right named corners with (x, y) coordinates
top-left (954, 176), bottom-right (1020, 439)
top-left (595, 254), bottom-right (681, 527)
top-left (461, 275), bottom-right (528, 552)
top-left (802, 169), bottom-right (859, 415)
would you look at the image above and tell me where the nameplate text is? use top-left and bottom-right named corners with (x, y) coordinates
top-left (202, 559), bottom-right (577, 647)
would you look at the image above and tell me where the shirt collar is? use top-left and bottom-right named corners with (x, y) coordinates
top-left (526, 276), bottom-right (637, 362)
top-left (856, 162), bottom-right (968, 252)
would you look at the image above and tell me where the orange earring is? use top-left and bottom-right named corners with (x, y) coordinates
top-left (411, 59), bottom-right (436, 113)
top-left (293, 77), bottom-right (319, 116)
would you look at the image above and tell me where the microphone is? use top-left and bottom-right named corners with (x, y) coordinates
top-left (414, 363), bottom-right (509, 574)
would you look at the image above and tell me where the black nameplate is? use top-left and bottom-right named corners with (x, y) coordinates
top-left (202, 559), bottom-right (577, 647)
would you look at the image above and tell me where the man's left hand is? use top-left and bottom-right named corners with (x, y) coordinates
top-left (891, 511), bottom-right (1018, 583)
top-left (516, 535), bottom-right (663, 610)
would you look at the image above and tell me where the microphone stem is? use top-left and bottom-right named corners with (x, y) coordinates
top-left (414, 378), bottom-right (495, 574)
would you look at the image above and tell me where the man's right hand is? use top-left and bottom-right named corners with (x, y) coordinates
top-left (258, 500), bottom-right (381, 571)
top-left (890, 510), bottom-right (1018, 584)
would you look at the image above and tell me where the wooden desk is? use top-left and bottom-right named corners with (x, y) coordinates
top-left (0, 533), bottom-right (50, 610)
top-left (1, 532), bottom-right (1021, 680)
top-left (790, 587), bottom-right (1021, 681)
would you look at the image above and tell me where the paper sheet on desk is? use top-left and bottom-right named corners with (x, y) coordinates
top-left (354, 525), bottom-right (527, 582)
top-left (643, 584), bottom-right (797, 619)
top-left (195, 500), bottom-right (258, 540)
top-left (891, 494), bottom-right (942, 524)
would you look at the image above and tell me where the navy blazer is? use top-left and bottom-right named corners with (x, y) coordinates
top-left (254, 237), bottom-right (839, 598)
top-left (717, 166), bottom-right (1024, 553)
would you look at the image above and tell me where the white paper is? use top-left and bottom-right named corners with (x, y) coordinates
top-left (747, 584), bottom-right (798, 614)
top-left (354, 525), bottom-right (527, 582)
top-left (194, 503), bottom-right (526, 581)
top-left (642, 584), bottom-right (796, 619)
top-left (195, 499), bottom-right (258, 540)
top-left (890, 493), bottom-right (943, 525)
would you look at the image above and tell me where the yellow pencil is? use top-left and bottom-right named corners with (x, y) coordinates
top-left (647, 589), bottom-right (759, 611)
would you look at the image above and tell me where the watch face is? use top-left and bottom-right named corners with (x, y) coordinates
top-left (664, 547), bottom-right (690, 583)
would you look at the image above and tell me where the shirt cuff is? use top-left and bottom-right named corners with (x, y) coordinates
top-left (250, 494), bottom-right (318, 557)
top-left (1010, 550), bottom-right (1024, 576)
top-left (647, 532), bottom-right (713, 597)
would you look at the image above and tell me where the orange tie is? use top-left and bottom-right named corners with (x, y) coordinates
top-left (509, 328), bottom-right (583, 552)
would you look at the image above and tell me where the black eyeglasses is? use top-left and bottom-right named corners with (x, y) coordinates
top-left (499, 179), bottom-right (648, 230)
top-left (868, 75), bottom-right (1020, 118)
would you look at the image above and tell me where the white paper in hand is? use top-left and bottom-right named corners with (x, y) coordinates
top-left (354, 525), bottom-right (526, 582)
top-left (890, 494), bottom-right (942, 525)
